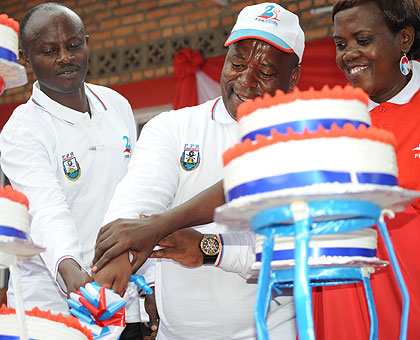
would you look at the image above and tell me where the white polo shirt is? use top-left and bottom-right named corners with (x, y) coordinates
top-left (104, 97), bottom-right (296, 340)
top-left (0, 81), bottom-right (137, 315)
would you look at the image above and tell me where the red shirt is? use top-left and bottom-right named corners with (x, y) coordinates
top-left (313, 88), bottom-right (420, 339)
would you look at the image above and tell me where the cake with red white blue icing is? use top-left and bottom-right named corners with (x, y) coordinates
top-left (0, 14), bottom-right (27, 93)
top-left (215, 85), bottom-right (420, 227)
top-left (0, 185), bottom-right (43, 256)
top-left (237, 84), bottom-right (371, 142)
top-left (214, 85), bottom-right (420, 272)
top-left (0, 306), bottom-right (93, 340)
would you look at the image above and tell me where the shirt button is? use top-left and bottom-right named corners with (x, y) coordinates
top-left (379, 107), bottom-right (386, 112)
top-left (381, 124), bottom-right (387, 128)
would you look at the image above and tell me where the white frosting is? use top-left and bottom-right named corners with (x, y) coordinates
top-left (0, 314), bottom-right (90, 340)
top-left (224, 137), bottom-right (398, 196)
top-left (239, 99), bottom-right (371, 140)
top-left (0, 198), bottom-right (29, 235)
top-left (0, 25), bottom-right (19, 58)
top-left (252, 228), bottom-right (385, 271)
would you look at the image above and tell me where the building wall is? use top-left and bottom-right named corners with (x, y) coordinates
top-left (0, 0), bottom-right (337, 105)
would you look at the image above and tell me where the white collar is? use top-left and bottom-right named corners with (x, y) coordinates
top-left (211, 97), bottom-right (236, 125)
top-left (368, 60), bottom-right (420, 110)
top-left (29, 81), bottom-right (107, 125)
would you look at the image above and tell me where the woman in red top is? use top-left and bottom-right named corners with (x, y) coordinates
top-left (314, 1), bottom-right (420, 339)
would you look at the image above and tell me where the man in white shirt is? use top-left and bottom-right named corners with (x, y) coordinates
top-left (92, 3), bottom-right (305, 339)
top-left (0, 3), bottom-right (144, 339)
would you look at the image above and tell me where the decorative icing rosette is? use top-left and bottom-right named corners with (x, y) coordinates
top-left (68, 276), bottom-right (152, 340)
top-left (0, 14), bottom-right (27, 94)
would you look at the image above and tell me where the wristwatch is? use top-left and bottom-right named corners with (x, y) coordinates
top-left (199, 234), bottom-right (221, 265)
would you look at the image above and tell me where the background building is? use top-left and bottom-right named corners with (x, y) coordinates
top-left (0, 0), bottom-right (347, 133)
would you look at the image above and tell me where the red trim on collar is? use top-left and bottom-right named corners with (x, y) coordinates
top-left (211, 97), bottom-right (221, 121)
top-left (86, 84), bottom-right (107, 111)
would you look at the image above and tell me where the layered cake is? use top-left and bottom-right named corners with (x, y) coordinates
top-left (214, 85), bottom-right (420, 274)
top-left (215, 86), bottom-right (420, 226)
top-left (0, 306), bottom-right (93, 340)
top-left (0, 14), bottom-right (27, 93)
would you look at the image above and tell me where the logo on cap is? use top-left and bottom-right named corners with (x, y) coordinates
top-left (257, 4), bottom-right (280, 22)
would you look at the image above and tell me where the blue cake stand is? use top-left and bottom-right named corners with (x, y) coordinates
top-left (250, 199), bottom-right (408, 340)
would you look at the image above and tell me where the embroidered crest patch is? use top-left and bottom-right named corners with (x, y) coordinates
top-left (180, 144), bottom-right (200, 171)
top-left (123, 136), bottom-right (132, 159)
top-left (62, 152), bottom-right (81, 181)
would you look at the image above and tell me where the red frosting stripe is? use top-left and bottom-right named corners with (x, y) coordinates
top-left (0, 185), bottom-right (29, 209)
top-left (223, 124), bottom-right (396, 166)
top-left (0, 306), bottom-right (93, 340)
top-left (0, 14), bottom-right (19, 33)
top-left (237, 84), bottom-right (369, 122)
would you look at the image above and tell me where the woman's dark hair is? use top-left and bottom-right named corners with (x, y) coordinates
top-left (332, 0), bottom-right (420, 59)
top-left (19, 3), bottom-right (84, 51)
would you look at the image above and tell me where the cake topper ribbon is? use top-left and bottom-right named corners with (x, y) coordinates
top-left (68, 275), bottom-right (152, 340)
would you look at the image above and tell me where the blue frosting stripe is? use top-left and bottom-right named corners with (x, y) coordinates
top-left (0, 336), bottom-right (40, 340)
top-left (0, 225), bottom-right (27, 240)
top-left (0, 46), bottom-right (17, 63)
top-left (227, 170), bottom-right (398, 201)
top-left (256, 247), bottom-right (377, 262)
top-left (242, 119), bottom-right (369, 141)
top-left (357, 172), bottom-right (398, 185)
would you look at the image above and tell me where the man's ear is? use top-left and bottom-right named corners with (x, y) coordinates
top-left (288, 64), bottom-right (301, 92)
top-left (19, 49), bottom-right (31, 68)
top-left (399, 26), bottom-right (415, 55)
top-left (85, 34), bottom-right (90, 45)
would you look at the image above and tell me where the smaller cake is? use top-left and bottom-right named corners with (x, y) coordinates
top-left (252, 228), bottom-right (387, 274)
top-left (0, 14), bottom-right (27, 93)
top-left (0, 306), bottom-right (93, 340)
top-left (0, 185), bottom-right (43, 257)
top-left (237, 85), bottom-right (371, 142)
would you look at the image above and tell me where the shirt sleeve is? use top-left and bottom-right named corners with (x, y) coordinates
top-left (103, 111), bottom-right (180, 223)
top-left (216, 230), bottom-right (256, 280)
top-left (0, 119), bottom-right (85, 285)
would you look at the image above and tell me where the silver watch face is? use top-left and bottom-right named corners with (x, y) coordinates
top-left (202, 236), bottom-right (220, 256)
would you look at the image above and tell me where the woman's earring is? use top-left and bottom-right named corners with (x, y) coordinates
top-left (400, 53), bottom-right (412, 76)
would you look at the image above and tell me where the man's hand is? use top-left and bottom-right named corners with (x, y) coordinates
top-left (92, 181), bottom-right (225, 274)
top-left (150, 228), bottom-right (204, 267)
top-left (92, 215), bottom-right (166, 274)
top-left (144, 287), bottom-right (159, 340)
top-left (58, 259), bottom-right (92, 298)
top-left (92, 252), bottom-right (132, 297)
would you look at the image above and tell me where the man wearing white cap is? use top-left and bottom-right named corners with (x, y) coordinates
top-left (93, 3), bottom-right (304, 339)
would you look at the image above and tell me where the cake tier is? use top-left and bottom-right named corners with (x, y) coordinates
top-left (0, 197), bottom-right (29, 241)
top-left (223, 126), bottom-right (398, 203)
top-left (0, 14), bottom-right (27, 90)
top-left (237, 85), bottom-right (370, 141)
top-left (0, 15), bottom-right (19, 62)
top-left (252, 228), bottom-right (387, 273)
top-left (0, 186), bottom-right (43, 256)
top-left (0, 307), bottom-right (93, 340)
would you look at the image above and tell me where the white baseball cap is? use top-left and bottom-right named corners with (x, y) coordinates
top-left (224, 2), bottom-right (305, 62)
